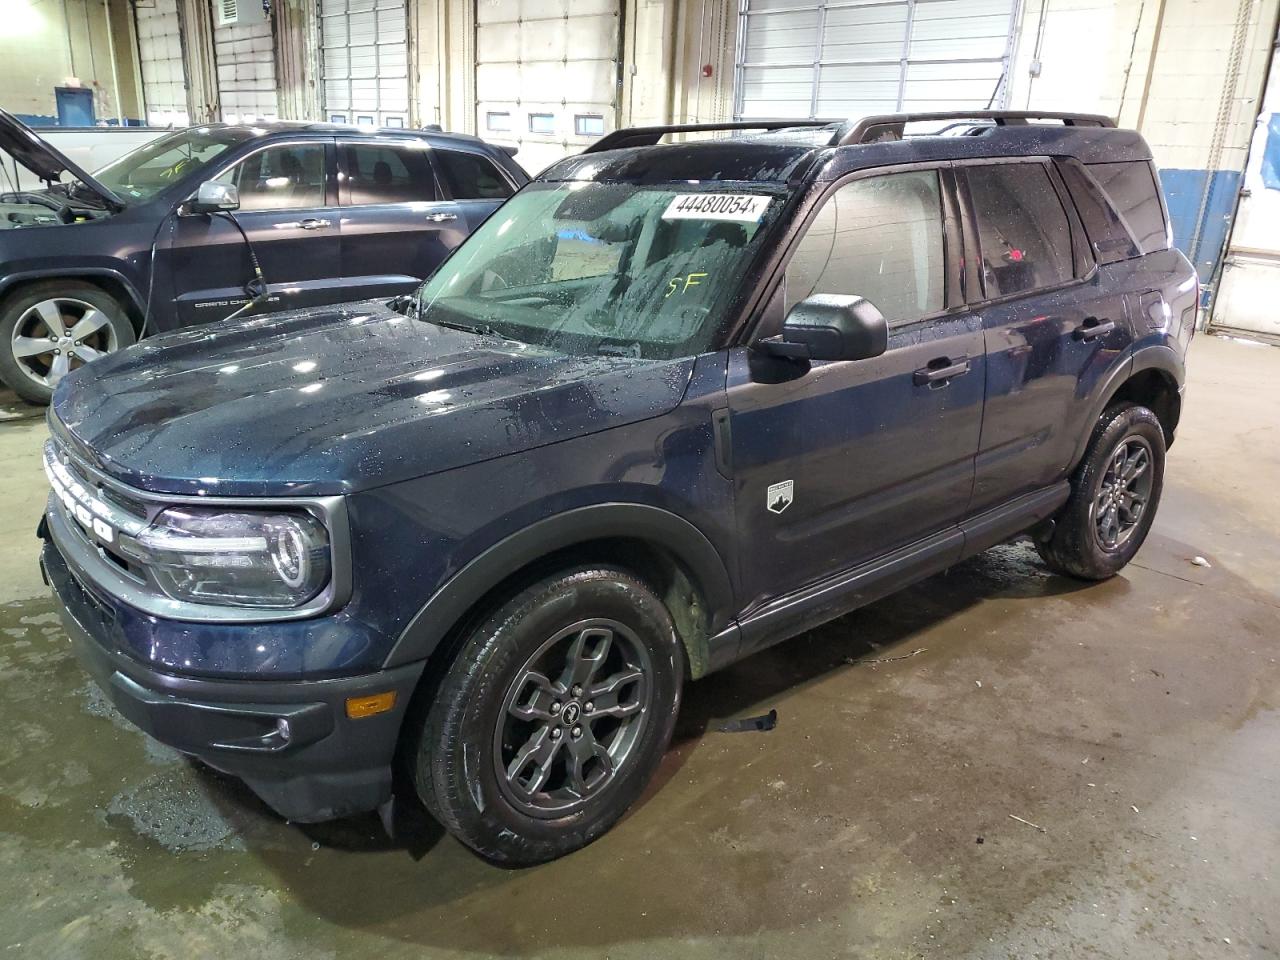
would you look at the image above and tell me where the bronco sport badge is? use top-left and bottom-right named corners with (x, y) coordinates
top-left (767, 480), bottom-right (794, 515)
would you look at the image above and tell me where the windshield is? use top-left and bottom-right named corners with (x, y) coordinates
top-left (92, 127), bottom-right (257, 201)
top-left (414, 181), bottom-right (785, 359)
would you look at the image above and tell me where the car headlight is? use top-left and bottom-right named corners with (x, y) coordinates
top-left (117, 506), bottom-right (331, 608)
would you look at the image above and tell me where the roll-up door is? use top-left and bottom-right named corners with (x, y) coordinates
top-left (212, 0), bottom-right (278, 122)
top-left (735, 0), bottom-right (1018, 120)
top-left (320, 0), bottom-right (410, 127)
top-left (475, 0), bottom-right (621, 172)
top-left (134, 0), bottom-right (189, 126)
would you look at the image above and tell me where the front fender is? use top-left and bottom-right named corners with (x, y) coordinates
top-left (382, 502), bottom-right (736, 672)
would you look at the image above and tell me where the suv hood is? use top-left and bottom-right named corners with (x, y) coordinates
top-left (50, 302), bottom-right (697, 496)
top-left (0, 108), bottom-right (125, 210)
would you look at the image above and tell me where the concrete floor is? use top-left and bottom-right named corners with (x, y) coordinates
top-left (1, 334), bottom-right (1278, 959)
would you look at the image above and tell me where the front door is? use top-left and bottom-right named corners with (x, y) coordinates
top-left (958, 161), bottom-right (1132, 513)
top-left (727, 167), bottom-right (984, 615)
top-left (163, 139), bottom-right (342, 327)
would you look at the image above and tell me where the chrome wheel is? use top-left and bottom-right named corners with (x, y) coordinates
top-left (1091, 435), bottom-right (1154, 551)
top-left (10, 297), bottom-right (119, 389)
top-left (495, 619), bottom-right (652, 818)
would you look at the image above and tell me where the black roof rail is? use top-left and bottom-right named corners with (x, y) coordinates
top-left (584, 120), bottom-right (834, 154)
top-left (835, 111), bottom-right (1116, 146)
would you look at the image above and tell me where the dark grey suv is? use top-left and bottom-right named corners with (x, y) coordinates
top-left (39, 111), bottom-right (1195, 866)
top-left (0, 110), bottom-right (527, 402)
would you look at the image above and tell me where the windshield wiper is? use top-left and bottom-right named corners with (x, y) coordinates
top-left (427, 316), bottom-right (499, 337)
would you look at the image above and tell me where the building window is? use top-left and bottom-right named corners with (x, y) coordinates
top-left (574, 114), bottom-right (605, 137)
top-left (356, 115), bottom-right (375, 126)
top-left (384, 116), bottom-right (405, 128)
top-left (486, 111), bottom-right (512, 132)
top-left (528, 112), bottom-right (555, 135)
top-left (329, 114), bottom-right (347, 123)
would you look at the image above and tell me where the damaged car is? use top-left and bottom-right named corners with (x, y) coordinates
top-left (0, 109), bottom-right (526, 403)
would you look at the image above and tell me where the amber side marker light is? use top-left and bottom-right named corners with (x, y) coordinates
top-left (346, 691), bottom-right (397, 719)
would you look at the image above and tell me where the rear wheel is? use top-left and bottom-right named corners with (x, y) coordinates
top-left (0, 280), bottom-right (135, 404)
top-left (1036, 403), bottom-right (1166, 580)
top-left (412, 567), bottom-right (683, 866)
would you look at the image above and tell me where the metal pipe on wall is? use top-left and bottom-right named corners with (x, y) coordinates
top-left (105, 0), bottom-right (125, 124)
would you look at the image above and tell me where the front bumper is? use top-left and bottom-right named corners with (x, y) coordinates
top-left (40, 534), bottom-right (424, 823)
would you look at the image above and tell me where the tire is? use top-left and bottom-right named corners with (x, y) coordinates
top-left (1036, 403), bottom-right (1166, 580)
top-left (0, 280), bottom-right (136, 405)
top-left (412, 566), bottom-right (684, 866)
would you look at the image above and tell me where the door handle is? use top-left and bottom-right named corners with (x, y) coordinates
top-left (425, 212), bottom-right (458, 223)
top-left (298, 218), bottom-right (331, 230)
top-left (1074, 317), bottom-right (1115, 341)
top-left (914, 356), bottom-right (970, 386)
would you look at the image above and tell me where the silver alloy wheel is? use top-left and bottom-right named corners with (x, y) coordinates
top-left (1091, 435), bottom-right (1155, 551)
top-left (494, 618), bottom-right (652, 818)
top-left (10, 297), bottom-right (119, 389)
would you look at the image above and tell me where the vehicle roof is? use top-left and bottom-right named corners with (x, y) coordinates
top-left (186, 121), bottom-right (500, 151)
top-left (540, 121), bottom-right (1155, 186)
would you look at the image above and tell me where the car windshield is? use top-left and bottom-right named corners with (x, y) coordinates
top-left (414, 180), bottom-right (786, 359)
top-left (92, 127), bottom-right (257, 201)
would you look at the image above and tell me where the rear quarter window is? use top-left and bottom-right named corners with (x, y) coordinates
top-left (1086, 161), bottom-right (1171, 255)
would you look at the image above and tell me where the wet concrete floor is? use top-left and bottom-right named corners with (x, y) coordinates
top-left (0, 334), bottom-right (1277, 959)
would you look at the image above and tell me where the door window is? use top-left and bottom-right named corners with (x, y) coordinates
top-left (341, 142), bottom-right (438, 205)
top-left (434, 149), bottom-right (514, 200)
top-left (214, 143), bottom-right (327, 211)
top-left (965, 163), bottom-right (1075, 297)
top-left (785, 170), bottom-right (946, 325)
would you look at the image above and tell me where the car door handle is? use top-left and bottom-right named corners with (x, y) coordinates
top-left (914, 356), bottom-right (970, 386)
top-left (425, 212), bottom-right (458, 223)
top-left (1074, 317), bottom-right (1116, 341)
top-left (296, 218), bottom-right (331, 230)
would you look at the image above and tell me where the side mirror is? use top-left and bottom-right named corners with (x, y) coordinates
top-left (187, 181), bottom-right (240, 214)
top-left (760, 294), bottom-right (889, 362)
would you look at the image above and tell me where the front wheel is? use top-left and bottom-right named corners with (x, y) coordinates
top-left (0, 280), bottom-right (136, 404)
top-left (412, 567), bottom-right (684, 866)
top-left (1036, 403), bottom-right (1166, 580)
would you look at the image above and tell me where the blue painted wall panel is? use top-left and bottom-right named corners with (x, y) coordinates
top-left (1158, 167), bottom-right (1241, 282)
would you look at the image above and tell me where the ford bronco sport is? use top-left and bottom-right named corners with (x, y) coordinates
top-left (38, 111), bottom-right (1196, 866)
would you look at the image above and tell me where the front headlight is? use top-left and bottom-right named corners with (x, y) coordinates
top-left (117, 507), bottom-right (331, 608)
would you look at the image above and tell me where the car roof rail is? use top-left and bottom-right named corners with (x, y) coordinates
top-left (834, 111), bottom-right (1116, 146)
top-left (583, 120), bottom-right (835, 153)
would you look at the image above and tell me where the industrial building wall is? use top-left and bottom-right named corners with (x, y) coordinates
top-left (1007, 0), bottom-right (1280, 285)
top-left (0, 0), bottom-right (142, 126)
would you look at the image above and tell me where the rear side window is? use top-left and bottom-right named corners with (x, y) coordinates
top-left (434, 149), bottom-right (514, 200)
top-left (965, 164), bottom-right (1074, 298)
top-left (1086, 161), bottom-right (1170, 254)
top-left (342, 142), bottom-right (438, 205)
top-left (785, 169), bottom-right (946, 325)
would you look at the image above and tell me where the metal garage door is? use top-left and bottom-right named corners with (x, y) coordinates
top-left (320, 0), bottom-right (410, 127)
top-left (213, 3), bottom-right (279, 123)
top-left (735, 0), bottom-right (1018, 121)
top-left (476, 0), bottom-right (621, 173)
top-left (134, 0), bottom-right (189, 126)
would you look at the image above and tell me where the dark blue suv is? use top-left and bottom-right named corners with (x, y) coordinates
top-left (38, 112), bottom-right (1196, 866)
top-left (0, 110), bottom-right (526, 403)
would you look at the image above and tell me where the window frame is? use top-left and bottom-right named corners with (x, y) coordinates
top-left (335, 136), bottom-right (445, 208)
top-left (952, 156), bottom-right (1097, 308)
top-left (739, 161), bottom-right (967, 347)
top-left (197, 138), bottom-right (337, 214)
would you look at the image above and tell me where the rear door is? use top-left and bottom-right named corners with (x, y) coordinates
top-left (335, 139), bottom-right (517, 301)
top-left (165, 138), bottom-right (341, 325)
top-left (726, 165), bottom-right (984, 616)
top-left (959, 160), bottom-right (1132, 514)
top-left (335, 137), bottom-right (463, 301)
